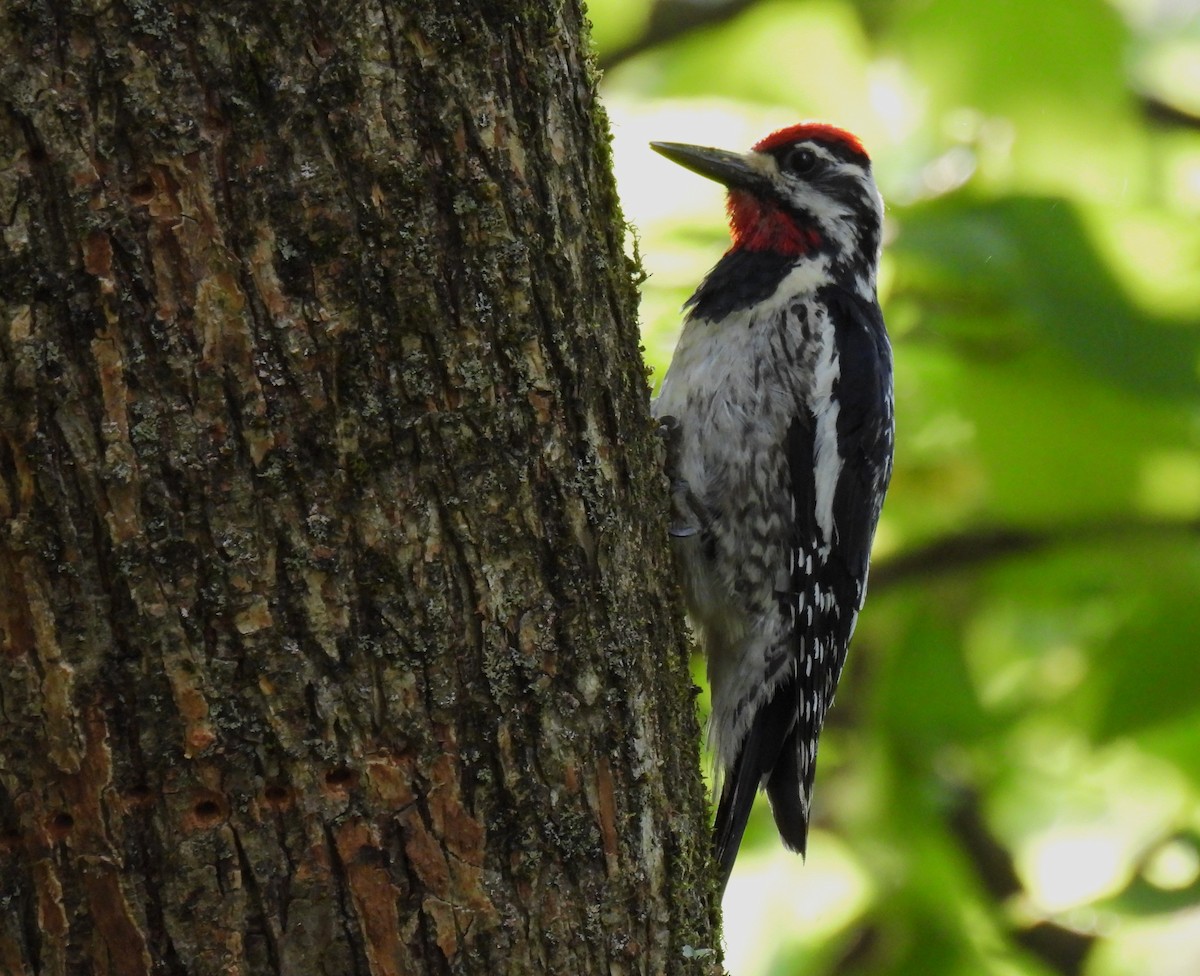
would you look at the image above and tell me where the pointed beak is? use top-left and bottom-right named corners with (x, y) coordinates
top-left (650, 142), bottom-right (767, 194)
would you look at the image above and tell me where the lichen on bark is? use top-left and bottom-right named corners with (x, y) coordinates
top-left (0, 1), bottom-right (719, 974)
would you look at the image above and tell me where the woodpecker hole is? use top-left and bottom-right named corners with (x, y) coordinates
top-left (185, 793), bottom-right (228, 831)
top-left (263, 784), bottom-right (292, 808)
top-left (124, 784), bottom-right (154, 809)
top-left (129, 180), bottom-right (155, 204)
top-left (324, 767), bottom-right (358, 792)
top-left (48, 813), bottom-right (74, 841)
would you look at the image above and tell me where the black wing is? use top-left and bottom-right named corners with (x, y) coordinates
top-left (768, 285), bottom-right (893, 844)
top-left (714, 286), bottom-right (893, 889)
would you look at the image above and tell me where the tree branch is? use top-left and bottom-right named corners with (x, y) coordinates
top-left (598, 0), bottom-right (760, 71)
top-left (947, 789), bottom-right (1095, 976)
top-left (871, 517), bottom-right (1200, 591)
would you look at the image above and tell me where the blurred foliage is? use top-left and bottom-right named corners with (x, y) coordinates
top-left (592, 0), bottom-right (1200, 973)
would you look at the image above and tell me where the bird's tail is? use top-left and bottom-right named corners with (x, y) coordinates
top-left (712, 676), bottom-right (810, 891)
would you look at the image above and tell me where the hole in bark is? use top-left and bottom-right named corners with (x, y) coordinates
top-left (324, 767), bottom-right (358, 791)
top-left (48, 813), bottom-right (74, 840)
top-left (263, 784), bottom-right (291, 808)
top-left (129, 180), bottom-right (155, 203)
top-left (124, 784), bottom-right (154, 808)
top-left (183, 791), bottom-right (228, 831)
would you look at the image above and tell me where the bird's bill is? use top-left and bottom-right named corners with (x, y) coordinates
top-left (650, 141), bottom-right (767, 194)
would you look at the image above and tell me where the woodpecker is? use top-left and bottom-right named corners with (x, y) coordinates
top-left (650, 124), bottom-right (894, 890)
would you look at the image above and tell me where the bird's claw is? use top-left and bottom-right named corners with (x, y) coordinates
top-left (669, 479), bottom-right (711, 539)
top-left (657, 415), bottom-right (711, 538)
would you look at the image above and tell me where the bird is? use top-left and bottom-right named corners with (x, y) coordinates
top-left (650, 123), bottom-right (894, 890)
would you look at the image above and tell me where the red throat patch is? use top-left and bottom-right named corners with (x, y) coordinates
top-left (726, 190), bottom-right (821, 256)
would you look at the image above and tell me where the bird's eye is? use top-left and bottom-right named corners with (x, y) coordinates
top-left (786, 147), bottom-right (820, 176)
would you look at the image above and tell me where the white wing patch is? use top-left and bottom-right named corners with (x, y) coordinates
top-left (808, 309), bottom-right (842, 552)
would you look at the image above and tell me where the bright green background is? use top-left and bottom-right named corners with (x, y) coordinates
top-left (594, 1), bottom-right (1200, 973)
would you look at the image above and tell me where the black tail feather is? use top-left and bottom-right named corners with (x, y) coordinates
top-left (713, 746), bottom-right (759, 891)
top-left (712, 676), bottom-right (807, 891)
top-left (765, 725), bottom-right (809, 855)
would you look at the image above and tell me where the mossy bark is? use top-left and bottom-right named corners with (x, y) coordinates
top-left (0, 2), bottom-right (718, 973)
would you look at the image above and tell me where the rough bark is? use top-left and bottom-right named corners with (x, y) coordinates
top-left (0, 2), bottom-right (718, 973)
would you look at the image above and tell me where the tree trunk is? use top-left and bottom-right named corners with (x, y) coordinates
top-left (0, 2), bottom-right (718, 973)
